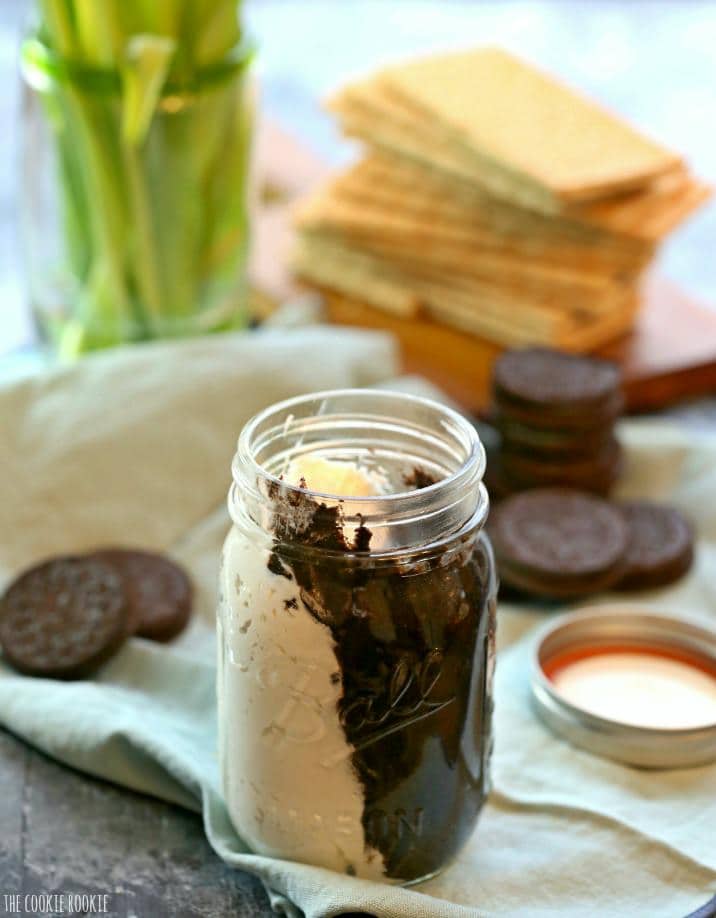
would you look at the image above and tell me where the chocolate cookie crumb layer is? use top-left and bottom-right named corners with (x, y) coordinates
top-left (265, 484), bottom-right (495, 881)
top-left (403, 468), bottom-right (439, 490)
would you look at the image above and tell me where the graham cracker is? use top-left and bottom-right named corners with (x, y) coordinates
top-left (294, 234), bottom-right (565, 332)
top-left (347, 152), bottom-right (707, 247)
top-left (423, 287), bottom-right (638, 351)
top-left (327, 213), bottom-right (646, 278)
top-left (293, 232), bottom-right (639, 347)
top-left (328, 78), bottom-right (478, 184)
top-left (291, 239), bottom-right (420, 318)
top-left (329, 85), bottom-right (554, 212)
top-left (296, 185), bottom-right (649, 279)
top-left (345, 240), bottom-right (639, 316)
top-left (296, 224), bottom-right (635, 318)
top-left (378, 48), bottom-right (683, 203)
top-left (310, 48), bottom-right (706, 353)
top-left (578, 172), bottom-right (713, 240)
top-left (329, 89), bottom-right (708, 241)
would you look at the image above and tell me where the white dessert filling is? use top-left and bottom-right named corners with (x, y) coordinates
top-left (552, 652), bottom-right (716, 729)
top-left (218, 525), bottom-right (386, 879)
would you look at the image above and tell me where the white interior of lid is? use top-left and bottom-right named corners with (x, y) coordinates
top-left (551, 651), bottom-right (716, 730)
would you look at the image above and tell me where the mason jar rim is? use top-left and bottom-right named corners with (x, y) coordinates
top-left (237, 388), bottom-right (484, 499)
top-left (230, 388), bottom-right (488, 555)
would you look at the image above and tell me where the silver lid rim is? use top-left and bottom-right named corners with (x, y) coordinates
top-left (530, 605), bottom-right (716, 768)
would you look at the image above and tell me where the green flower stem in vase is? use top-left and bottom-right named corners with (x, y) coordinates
top-left (22, 0), bottom-right (254, 358)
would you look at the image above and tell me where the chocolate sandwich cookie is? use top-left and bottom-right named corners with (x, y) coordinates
top-left (493, 348), bottom-right (623, 431)
top-left (483, 436), bottom-right (514, 503)
top-left (0, 557), bottom-right (129, 679)
top-left (500, 435), bottom-right (622, 496)
top-left (495, 414), bottom-right (617, 458)
top-left (91, 549), bottom-right (192, 642)
top-left (488, 488), bottom-right (629, 599)
top-left (616, 501), bottom-right (694, 591)
top-left (484, 453), bottom-right (514, 503)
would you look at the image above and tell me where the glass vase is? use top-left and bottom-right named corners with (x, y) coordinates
top-left (21, 37), bottom-right (254, 359)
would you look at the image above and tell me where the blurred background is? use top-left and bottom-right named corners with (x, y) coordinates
top-left (1, 0), bottom-right (714, 361)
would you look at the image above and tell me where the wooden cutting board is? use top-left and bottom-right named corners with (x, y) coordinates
top-left (251, 119), bottom-right (716, 415)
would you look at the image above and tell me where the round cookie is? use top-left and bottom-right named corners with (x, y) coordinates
top-left (616, 501), bottom-right (694, 591)
top-left (500, 435), bottom-right (622, 496)
top-left (495, 414), bottom-right (616, 458)
top-left (0, 557), bottom-right (129, 679)
top-left (482, 431), bottom-right (515, 504)
top-left (493, 348), bottom-right (623, 430)
top-left (483, 450), bottom-right (514, 504)
top-left (91, 549), bottom-right (192, 642)
top-left (488, 488), bottom-right (629, 599)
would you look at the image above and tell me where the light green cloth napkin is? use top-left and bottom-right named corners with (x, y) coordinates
top-left (0, 330), bottom-right (715, 918)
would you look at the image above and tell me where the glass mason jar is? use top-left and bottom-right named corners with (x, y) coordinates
top-left (20, 37), bottom-right (253, 359)
top-left (218, 390), bottom-right (497, 884)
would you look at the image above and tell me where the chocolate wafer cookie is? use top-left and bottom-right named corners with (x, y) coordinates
top-left (0, 557), bottom-right (130, 679)
top-left (501, 435), bottom-right (622, 495)
top-left (493, 348), bottom-right (623, 430)
top-left (483, 450), bottom-right (514, 504)
top-left (488, 488), bottom-right (629, 599)
top-left (92, 549), bottom-right (192, 643)
top-left (616, 501), bottom-right (694, 590)
top-left (496, 415), bottom-right (616, 458)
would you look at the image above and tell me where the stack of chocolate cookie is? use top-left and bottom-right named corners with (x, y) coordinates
top-left (484, 349), bottom-right (695, 601)
top-left (489, 348), bottom-right (623, 497)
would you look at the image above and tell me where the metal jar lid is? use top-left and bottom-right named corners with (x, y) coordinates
top-left (530, 606), bottom-right (716, 768)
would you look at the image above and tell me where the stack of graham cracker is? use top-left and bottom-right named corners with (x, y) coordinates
top-left (293, 48), bottom-right (710, 351)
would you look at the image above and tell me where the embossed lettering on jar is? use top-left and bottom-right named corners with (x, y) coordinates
top-left (218, 390), bottom-right (497, 884)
